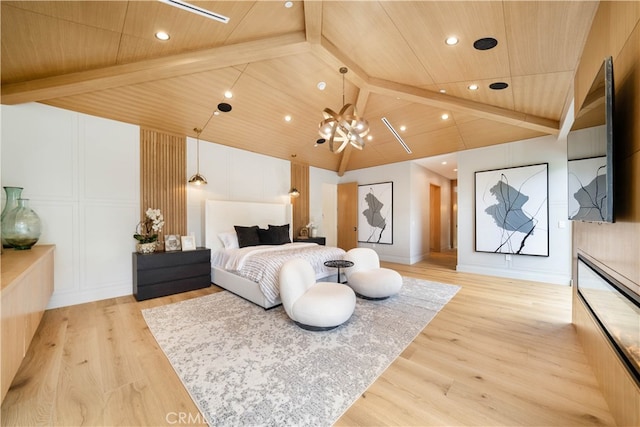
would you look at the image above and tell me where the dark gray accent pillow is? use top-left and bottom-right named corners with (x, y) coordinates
top-left (257, 228), bottom-right (278, 245)
top-left (268, 224), bottom-right (291, 245)
top-left (234, 225), bottom-right (260, 248)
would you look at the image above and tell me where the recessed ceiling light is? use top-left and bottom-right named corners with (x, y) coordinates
top-left (224, 91), bottom-right (233, 99)
top-left (284, 1), bottom-right (293, 8)
top-left (468, 84), bottom-right (479, 91)
top-left (400, 125), bottom-right (406, 132)
top-left (445, 36), bottom-right (459, 46)
top-left (489, 82), bottom-right (509, 90)
top-left (317, 81), bottom-right (326, 90)
top-left (441, 113), bottom-right (449, 120)
top-left (473, 37), bottom-right (498, 50)
top-left (155, 31), bottom-right (170, 41)
top-left (284, 115), bottom-right (292, 122)
top-left (441, 161), bottom-right (447, 165)
top-left (367, 135), bottom-right (373, 141)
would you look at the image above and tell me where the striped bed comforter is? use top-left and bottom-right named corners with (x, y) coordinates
top-left (219, 242), bottom-right (346, 304)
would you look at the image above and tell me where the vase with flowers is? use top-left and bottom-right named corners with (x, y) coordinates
top-left (133, 208), bottom-right (164, 253)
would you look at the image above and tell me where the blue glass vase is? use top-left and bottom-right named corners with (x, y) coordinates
top-left (1, 198), bottom-right (41, 250)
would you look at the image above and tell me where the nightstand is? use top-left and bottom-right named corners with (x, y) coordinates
top-left (294, 237), bottom-right (326, 245)
top-left (133, 247), bottom-right (211, 301)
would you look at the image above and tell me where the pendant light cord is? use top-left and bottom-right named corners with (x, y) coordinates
top-left (194, 127), bottom-right (202, 174)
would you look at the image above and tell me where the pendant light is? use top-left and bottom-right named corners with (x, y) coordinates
top-left (188, 102), bottom-right (233, 186)
top-left (188, 127), bottom-right (207, 185)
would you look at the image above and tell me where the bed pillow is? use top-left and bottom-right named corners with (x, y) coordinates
top-left (268, 224), bottom-right (291, 245)
top-left (218, 231), bottom-right (239, 249)
top-left (257, 227), bottom-right (279, 245)
top-left (234, 225), bottom-right (261, 248)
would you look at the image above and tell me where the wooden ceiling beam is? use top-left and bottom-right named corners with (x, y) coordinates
top-left (304, 0), bottom-right (323, 44)
top-left (311, 37), bottom-right (370, 89)
top-left (337, 145), bottom-right (353, 177)
top-left (1, 32), bottom-right (310, 105)
top-left (311, 37), bottom-right (558, 139)
top-left (367, 77), bottom-right (560, 135)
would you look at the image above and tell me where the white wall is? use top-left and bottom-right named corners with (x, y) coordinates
top-left (457, 135), bottom-right (572, 285)
top-left (2, 104), bottom-right (572, 309)
top-left (410, 163), bottom-right (452, 261)
top-left (1, 103), bottom-right (140, 308)
top-left (186, 136), bottom-right (292, 247)
top-left (2, 104), bottom-right (294, 308)
top-left (310, 167), bottom-right (340, 247)
top-left (336, 161), bottom-right (452, 264)
top-left (340, 161), bottom-right (413, 264)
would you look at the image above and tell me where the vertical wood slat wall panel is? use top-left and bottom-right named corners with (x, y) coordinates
top-left (140, 128), bottom-right (187, 245)
top-left (290, 162), bottom-right (309, 237)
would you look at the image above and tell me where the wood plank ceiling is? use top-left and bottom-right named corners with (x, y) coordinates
top-left (1, 1), bottom-right (598, 174)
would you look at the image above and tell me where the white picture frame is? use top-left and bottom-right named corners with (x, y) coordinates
top-left (181, 235), bottom-right (196, 251)
top-left (164, 234), bottom-right (182, 252)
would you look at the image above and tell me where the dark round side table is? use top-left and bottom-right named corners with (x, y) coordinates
top-left (324, 259), bottom-right (354, 283)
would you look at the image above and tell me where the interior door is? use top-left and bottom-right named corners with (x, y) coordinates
top-left (337, 182), bottom-right (358, 250)
top-left (430, 184), bottom-right (441, 252)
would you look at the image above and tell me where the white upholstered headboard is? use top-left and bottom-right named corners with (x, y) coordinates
top-left (204, 200), bottom-right (293, 251)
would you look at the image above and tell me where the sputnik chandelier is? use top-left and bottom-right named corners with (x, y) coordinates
top-left (317, 67), bottom-right (369, 153)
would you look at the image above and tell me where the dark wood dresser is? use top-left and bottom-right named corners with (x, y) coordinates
top-left (133, 247), bottom-right (211, 301)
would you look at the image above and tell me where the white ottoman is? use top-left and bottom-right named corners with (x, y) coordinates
top-left (280, 258), bottom-right (356, 331)
top-left (344, 248), bottom-right (403, 300)
top-left (345, 268), bottom-right (403, 300)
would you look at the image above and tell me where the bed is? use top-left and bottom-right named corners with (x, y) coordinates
top-left (204, 200), bottom-right (346, 309)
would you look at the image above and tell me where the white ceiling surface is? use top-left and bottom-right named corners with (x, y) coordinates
top-left (413, 154), bottom-right (459, 180)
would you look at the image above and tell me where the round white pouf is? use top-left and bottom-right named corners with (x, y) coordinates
top-left (344, 248), bottom-right (403, 300)
top-left (347, 268), bottom-right (403, 299)
top-left (290, 282), bottom-right (356, 330)
top-left (280, 258), bottom-right (356, 331)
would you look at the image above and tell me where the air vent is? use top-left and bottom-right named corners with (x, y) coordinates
top-left (381, 117), bottom-right (412, 154)
top-left (158, 0), bottom-right (230, 24)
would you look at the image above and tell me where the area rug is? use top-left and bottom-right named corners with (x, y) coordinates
top-left (142, 277), bottom-right (460, 426)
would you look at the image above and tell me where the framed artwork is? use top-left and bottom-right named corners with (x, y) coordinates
top-left (164, 234), bottom-right (182, 252)
top-left (181, 235), bottom-right (196, 251)
top-left (475, 163), bottom-right (548, 256)
top-left (568, 156), bottom-right (608, 222)
top-left (358, 181), bottom-right (393, 244)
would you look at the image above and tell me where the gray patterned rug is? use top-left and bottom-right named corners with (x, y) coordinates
top-left (142, 277), bottom-right (460, 426)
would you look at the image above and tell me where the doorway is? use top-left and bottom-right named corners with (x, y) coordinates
top-left (337, 182), bottom-right (358, 250)
top-left (429, 184), bottom-right (441, 252)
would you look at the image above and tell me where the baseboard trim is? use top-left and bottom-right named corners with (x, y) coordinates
top-left (47, 284), bottom-right (132, 309)
top-left (456, 264), bottom-right (571, 285)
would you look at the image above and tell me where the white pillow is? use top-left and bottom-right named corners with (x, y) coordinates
top-left (218, 231), bottom-right (239, 249)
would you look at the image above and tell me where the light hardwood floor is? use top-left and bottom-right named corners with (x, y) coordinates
top-left (2, 252), bottom-right (615, 426)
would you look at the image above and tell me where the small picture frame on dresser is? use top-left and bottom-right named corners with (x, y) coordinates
top-left (164, 234), bottom-right (182, 252)
top-left (181, 235), bottom-right (196, 251)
